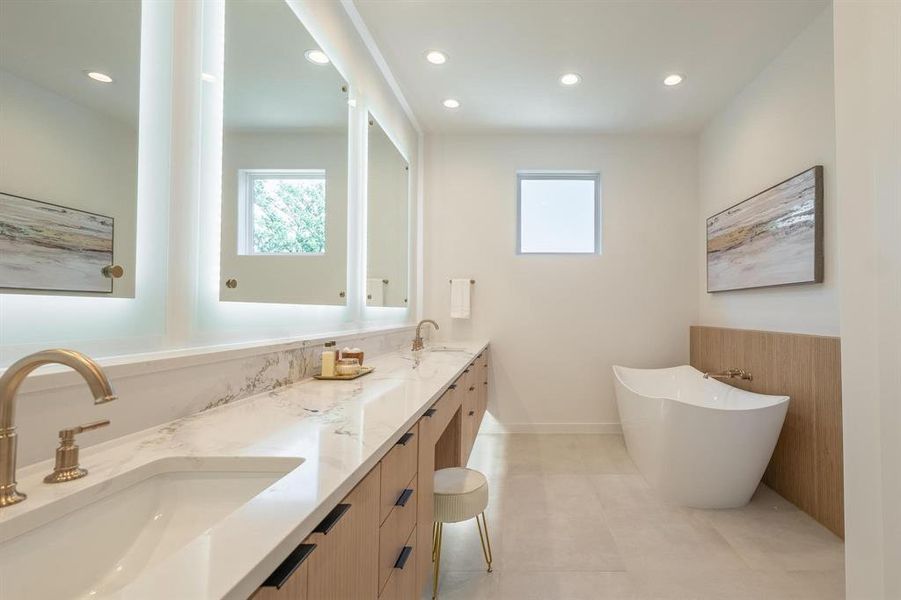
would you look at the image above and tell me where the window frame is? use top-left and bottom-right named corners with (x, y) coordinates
top-left (237, 168), bottom-right (328, 257)
top-left (515, 171), bottom-right (602, 255)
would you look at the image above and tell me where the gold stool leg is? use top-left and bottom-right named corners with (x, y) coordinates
top-left (432, 522), bottom-right (443, 599)
top-left (476, 512), bottom-right (493, 573)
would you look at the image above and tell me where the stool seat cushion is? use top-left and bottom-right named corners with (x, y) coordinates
top-left (434, 467), bottom-right (489, 523)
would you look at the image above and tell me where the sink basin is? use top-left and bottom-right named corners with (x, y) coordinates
top-left (429, 345), bottom-right (467, 352)
top-left (0, 455), bottom-right (303, 599)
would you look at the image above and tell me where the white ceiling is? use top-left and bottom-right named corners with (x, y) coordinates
top-left (224, 0), bottom-right (348, 132)
top-left (354, 0), bottom-right (829, 134)
top-left (0, 0), bottom-right (141, 126)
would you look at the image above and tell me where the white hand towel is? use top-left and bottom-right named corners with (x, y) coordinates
top-left (450, 278), bottom-right (471, 319)
top-left (367, 278), bottom-right (385, 306)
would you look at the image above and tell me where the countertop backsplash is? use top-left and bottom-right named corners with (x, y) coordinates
top-left (10, 326), bottom-right (415, 467)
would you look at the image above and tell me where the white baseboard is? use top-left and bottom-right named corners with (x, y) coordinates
top-left (479, 420), bottom-right (622, 435)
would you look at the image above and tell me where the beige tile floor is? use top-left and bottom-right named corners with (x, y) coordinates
top-left (428, 434), bottom-right (844, 600)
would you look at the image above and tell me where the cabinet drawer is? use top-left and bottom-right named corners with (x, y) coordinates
top-left (378, 526), bottom-right (417, 600)
top-left (380, 425), bottom-right (419, 523)
top-left (252, 543), bottom-right (315, 600)
top-left (306, 466), bottom-right (380, 600)
top-left (423, 386), bottom-right (459, 438)
top-left (378, 475), bottom-right (417, 593)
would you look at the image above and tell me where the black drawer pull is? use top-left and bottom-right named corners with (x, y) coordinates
top-left (424, 407), bottom-right (437, 417)
top-left (463, 369), bottom-right (470, 374)
top-left (394, 546), bottom-right (413, 570)
top-left (314, 503), bottom-right (350, 534)
top-left (262, 543), bottom-right (316, 589)
top-left (395, 488), bottom-right (414, 507)
top-left (396, 432), bottom-right (414, 446)
top-left (469, 385), bottom-right (475, 391)
top-left (468, 410), bottom-right (475, 416)
top-left (448, 384), bottom-right (458, 390)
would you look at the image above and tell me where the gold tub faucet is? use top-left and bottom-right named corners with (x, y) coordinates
top-left (703, 368), bottom-right (753, 381)
top-left (0, 349), bottom-right (116, 508)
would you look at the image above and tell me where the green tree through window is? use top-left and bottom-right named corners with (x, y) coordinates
top-left (252, 177), bottom-right (326, 254)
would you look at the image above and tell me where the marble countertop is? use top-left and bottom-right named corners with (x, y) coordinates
top-left (0, 340), bottom-right (488, 600)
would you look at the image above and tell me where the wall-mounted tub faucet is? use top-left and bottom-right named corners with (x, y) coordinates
top-left (0, 349), bottom-right (116, 507)
top-left (703, 368), bottom-right (753, 381)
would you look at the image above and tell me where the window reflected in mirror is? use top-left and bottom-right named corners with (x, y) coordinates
top-left (219, 0), bottom-right (349, 305)
top-left (366, 116), bottom-right (409, 308)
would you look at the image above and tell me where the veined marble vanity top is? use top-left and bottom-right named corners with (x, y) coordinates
top-left (0, 340), bottom-right (488, 600)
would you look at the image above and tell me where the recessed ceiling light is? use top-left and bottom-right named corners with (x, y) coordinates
top-left (426, 50), bottom-right (447, 65)
top-left (86, 71), bottom-right (113, 83)
top-left (559, 73), bottom-right (581, 86)
top-left (443, 98), bottom-right (460, 109)
top-left (304, 49), bottom-right (330, 65)
top-left (663, 73), bottom-right (684, 86)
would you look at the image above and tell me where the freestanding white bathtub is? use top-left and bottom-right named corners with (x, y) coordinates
top-left (612, 365), bottom-right (789, 508)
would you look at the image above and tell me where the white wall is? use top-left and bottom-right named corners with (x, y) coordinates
top-left (697, 8), bottom-right (837, 336)
top-left (220, 131), bottom-right (348, 305)
top-left (424, 134), bottom-right (698, 430)
top-left (833, 1), bottom-right (901, 597)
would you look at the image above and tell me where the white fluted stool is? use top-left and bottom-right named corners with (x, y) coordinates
top-left (432, 467), bottom-right (493, 599)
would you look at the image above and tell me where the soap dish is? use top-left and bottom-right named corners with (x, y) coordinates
top-left (315, 366), bottom-right (375, 381)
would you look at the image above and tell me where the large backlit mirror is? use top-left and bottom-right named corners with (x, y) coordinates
top-left (0, 0), bottom-right (140, 297)
top-left (219, 0), bottom-right (349, 305)
top-left (366, 116), bottom-right (409, 308)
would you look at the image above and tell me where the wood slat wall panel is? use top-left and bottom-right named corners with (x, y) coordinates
top-left (689, 325), bottom-right (843, 537)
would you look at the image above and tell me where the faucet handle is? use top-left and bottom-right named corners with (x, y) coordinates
top-left (44, 419), bottom-right (110, 484)
top-left (60, 419), bottom-right (110, 440)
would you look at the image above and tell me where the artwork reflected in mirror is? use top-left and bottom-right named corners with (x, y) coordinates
top-left (0, 0), bottom-right (140, 296)
top-left (706, 166), bottom-right (823, 293)
top-left (219, 0), bottom-right (349, 305)
top-left (366, 116), bottom-right (409, 308)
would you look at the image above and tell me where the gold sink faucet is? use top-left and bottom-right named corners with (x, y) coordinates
top-left (0, 349), bottom-right (117, 507)
top-left (412, 319), bottom-right (439, 352)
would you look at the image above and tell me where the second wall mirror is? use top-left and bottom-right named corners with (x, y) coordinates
top-left (219, 0), bottom-right (349, 305)
top-left (366, 116), bottom-right (409, 308)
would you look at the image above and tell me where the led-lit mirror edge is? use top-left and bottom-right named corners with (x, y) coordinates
top-left (364, 111), bottom-right (412, 311)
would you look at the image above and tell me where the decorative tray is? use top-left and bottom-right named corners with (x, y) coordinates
top-left (314, 366), bottom-right (375, 381)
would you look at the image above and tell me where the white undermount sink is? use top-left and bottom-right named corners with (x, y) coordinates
top-left (0, 455), bottom-right (304, 600)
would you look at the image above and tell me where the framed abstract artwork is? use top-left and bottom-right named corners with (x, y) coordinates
top-left (0, 192), bottom-right (115, 293)
top-left (706, 166), bottom-right (823, 293)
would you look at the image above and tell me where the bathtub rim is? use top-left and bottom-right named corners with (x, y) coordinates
top-left (612, 364), bottom-right (790, 412)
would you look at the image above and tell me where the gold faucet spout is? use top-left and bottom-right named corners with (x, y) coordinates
top-left (412, 319), bottom-right (440, 352)
top-left (0, 349), bottom-right (116, 507)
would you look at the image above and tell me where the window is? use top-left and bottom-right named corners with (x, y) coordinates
top-left (238, 169), bottom-right (327, 255)
top-left (516, 172), bottom-right (601, 254)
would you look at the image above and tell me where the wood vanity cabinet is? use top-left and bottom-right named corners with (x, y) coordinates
top-left (253, 349), bottom-right (491, 600)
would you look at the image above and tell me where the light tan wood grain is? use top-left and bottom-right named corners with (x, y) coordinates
top-left (415, 410), bottom-right (437, 596)
top-left (435, 409), bottom-right (462, 470)
top-left (378, 475), bottom-right (417, 593)
top-left (251, 555), bottom-right (309, 600)
top-left (380, 425), bottom-right (419, 524)
top-left (306, 465), bottom-right (381, 599)
top-left (378, 527), bottom-right (417, 600)
top-left (690, 325), bottom-right (843, 537)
